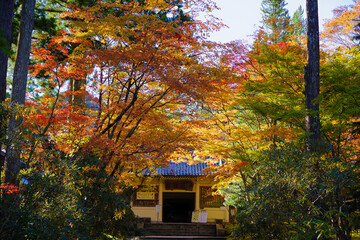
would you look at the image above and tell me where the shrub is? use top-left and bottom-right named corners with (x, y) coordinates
top-left (225, 143), bottom-right (360, 240)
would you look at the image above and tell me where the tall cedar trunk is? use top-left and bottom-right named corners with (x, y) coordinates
top-left (305, 0), bottom-right (321, 152)
top-left (4, 0), bottom-right (36, 184)
top-left (0, 0), bottom-right (15, 187)
top-left (0, 0), bottom-right (15, 103)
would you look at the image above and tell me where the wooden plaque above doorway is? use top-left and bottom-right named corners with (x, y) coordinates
top-left (165, 180), bottom-right (193, 191)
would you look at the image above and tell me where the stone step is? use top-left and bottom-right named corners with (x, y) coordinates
top-left (143, 223), bottom-right (217, 236)
top-left (140, 236), bottom-right (227, 240)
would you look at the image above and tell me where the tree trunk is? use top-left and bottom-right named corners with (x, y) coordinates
top-left (4, 0), bottom-right (36, 184)
top-left (0, 0), bottom-right (15, 187)
top-left (11, 0), bottom-right (36, 106)
top-left (305, 0), bottom-right (321, 152)
top-left (69, 78), bottom-right (86, 108)
top-left (0, 0), bottom-right (15, 103)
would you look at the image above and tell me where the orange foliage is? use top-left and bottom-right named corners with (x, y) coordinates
top-left (23, 0), bottom-right (237, 183)
top-left (321, 1), bottom-right (360, 51)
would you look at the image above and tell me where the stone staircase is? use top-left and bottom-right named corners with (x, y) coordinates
top-left (139, 222), bottom-right (227, 240)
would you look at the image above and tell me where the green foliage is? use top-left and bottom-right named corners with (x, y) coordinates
top-left (320, 48), bottom-right (360, 120)
top-left (225, 143), bottom-right (360, 240)
top-left (222, 21), bottom-right (360, 239)
top-left (318, 48), bottom-right (360, 161)
top-left (10, 0), bottom-right (64, 53)
top-left (0, 103), bottom-right (11, 143)
top-left (0, 30), bottom-right (11, 54)
top-left (243, 40), bottom-right (306, 142)
top-left (0, 149), bottom-right (139, 239)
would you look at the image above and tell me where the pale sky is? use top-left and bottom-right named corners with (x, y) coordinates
top-left (209, 0), bottom-right (355, 43)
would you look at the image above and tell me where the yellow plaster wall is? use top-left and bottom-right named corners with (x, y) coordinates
top-left (131, 207), bottom-right (158, 222)
top-left (204, 207), bottom-right (229, 223)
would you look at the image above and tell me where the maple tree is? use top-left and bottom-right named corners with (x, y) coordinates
top-left (0, 0), bottom-right (238, 238)
top-left (204, 32), bottom-right (306, 176)
top-left (321, 1), bottom-right (360, 51)
top-left (0, 0), bottom-right (227, 178)
top-left (310, 1), bottom-right (360, 164)
top-left (196, 2), bottom-right (360, 239)
top-left (320, 11), bottom-right (360, 163)
top-left (27, 0), bottom-right (229, 180)
top-left (1, 0), bottom-right (359, 239)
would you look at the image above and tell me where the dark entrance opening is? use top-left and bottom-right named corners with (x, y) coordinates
top-left (163, 192), bottom-right (195, 223)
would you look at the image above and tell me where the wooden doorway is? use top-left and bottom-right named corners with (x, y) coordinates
top-left (162, 192), bottom-right (195, 223)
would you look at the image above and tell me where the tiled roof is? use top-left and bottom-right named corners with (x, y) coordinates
top-left (155, 161), bottom-right (209, 176)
